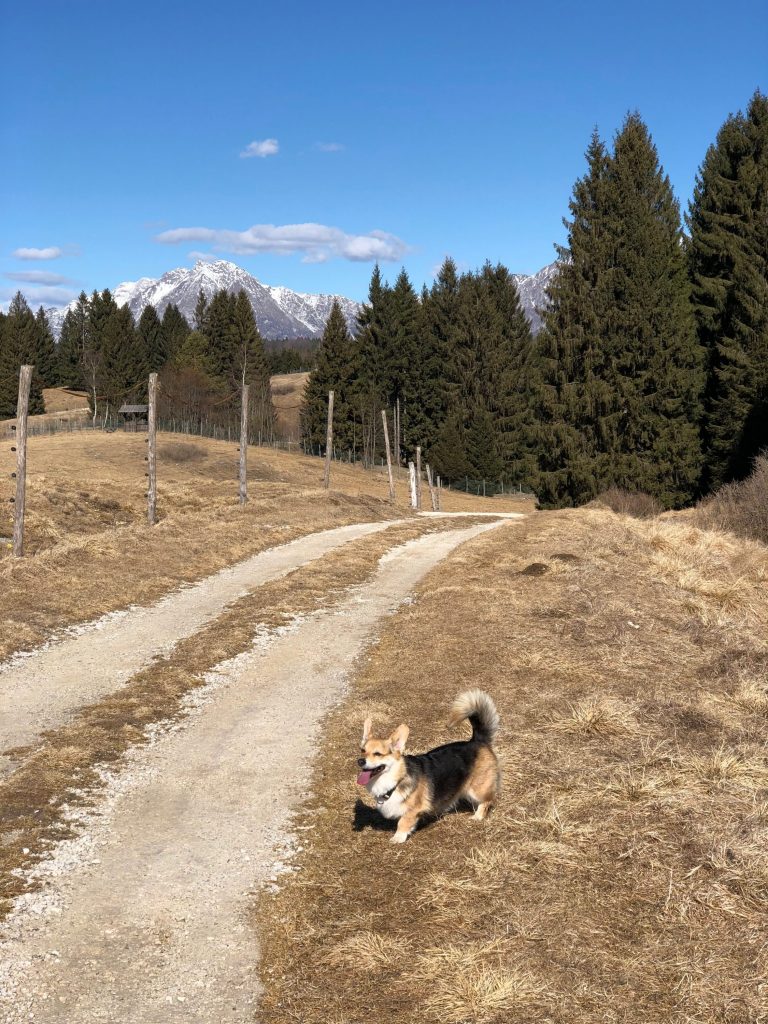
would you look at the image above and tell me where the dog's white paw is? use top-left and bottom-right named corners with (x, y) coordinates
top-left (390, 831), bottom-right (409, 844)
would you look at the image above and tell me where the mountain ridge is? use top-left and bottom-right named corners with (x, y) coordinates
top-left (45, 259), bottom-right (555, 340)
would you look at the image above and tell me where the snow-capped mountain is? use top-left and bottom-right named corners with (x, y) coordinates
top-left (45, 258), bottom-right (557, 340)
top-left (513, 261), bottom-right (558, 333)
top-left (46, 260), bottom-right (362, 341)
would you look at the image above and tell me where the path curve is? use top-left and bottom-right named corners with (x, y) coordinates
top-left (0, 520), bottom-right (403, 769)
top-left (0, 521), bottom-right (507, 1024)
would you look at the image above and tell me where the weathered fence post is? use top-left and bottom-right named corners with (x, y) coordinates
top-left (11, 365), bottom-right (33, 557)
top-left (415, 445), bottom-right (423, 510)
top-left (323, 390), bottom-right (334, 490)
top-left (395, 398), bottom-right (401, 466)
top-left (408, 461), bottom-right (418, 509)
top-left (239, 383), bottom-right (249, 505)
top-left (381, 409), bottom-right (395, 502)
top-left (147, 372), bottom-right (158, 525)
top-left (426, 463), bottom-right (439, 512)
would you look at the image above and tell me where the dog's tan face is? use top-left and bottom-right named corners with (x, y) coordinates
top-left (356, 718), bottom-right (409, 786)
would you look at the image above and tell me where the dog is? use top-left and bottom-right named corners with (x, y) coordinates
top-left (356, 689), bottom-right (500, 843)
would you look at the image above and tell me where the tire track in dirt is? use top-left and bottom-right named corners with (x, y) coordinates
top-left (0, 520), bottom-right (509, 1024)
top-left (0, 520), bottom-right (404, 771)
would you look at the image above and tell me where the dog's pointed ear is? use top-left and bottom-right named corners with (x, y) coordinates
top-left (389, 724), bottom-right (409, 753)
top-left (361, 717), bottom-right (373, 745)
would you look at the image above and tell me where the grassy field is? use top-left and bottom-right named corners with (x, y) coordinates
top-left (257, 507), bottom-right (768, 1023)
top-left (0, 430), bottom-right (532, 662)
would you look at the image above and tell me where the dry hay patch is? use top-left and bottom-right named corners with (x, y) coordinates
top-left (255, 508), bottom-right (768, 1024)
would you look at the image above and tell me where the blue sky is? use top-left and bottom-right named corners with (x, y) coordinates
top-left (2, 0), bottom-right (766, 308)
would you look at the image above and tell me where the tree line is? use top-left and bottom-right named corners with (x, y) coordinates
top-left (0, 287), bottom-right (275, 436)
top-left (303, 91), bottom-right (767, 507)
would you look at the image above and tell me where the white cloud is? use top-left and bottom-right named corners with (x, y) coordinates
top-left (0, 284), bottom-right (77, 307)
top-left (5, 270), bottom-right (74, 286)
top-left (316, 142), bottom-right (345, 152)
top-left (240, 138), bottom-right (279, 159)
top-left (157, 222), bottom-right (409, 263)
top-left (12, 246), bottom-right (64, 260)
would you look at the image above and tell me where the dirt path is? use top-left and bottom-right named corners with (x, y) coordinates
top-left (0, 520), bottom-right (404, 770)
top-left (0, 521), bottom-right (506, 1023)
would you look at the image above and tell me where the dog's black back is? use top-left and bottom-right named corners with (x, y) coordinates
top-left (405, 739), bottom-right (483, 810)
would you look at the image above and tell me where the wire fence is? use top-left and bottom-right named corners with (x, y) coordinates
top-left (0, 404), bottom-right (537, 497)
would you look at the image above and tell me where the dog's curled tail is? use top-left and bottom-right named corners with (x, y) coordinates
top-left (449, 689), bottom-right (500, 744)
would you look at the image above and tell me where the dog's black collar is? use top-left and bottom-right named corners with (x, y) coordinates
top-left (376, 785), bottom-right (398, 805)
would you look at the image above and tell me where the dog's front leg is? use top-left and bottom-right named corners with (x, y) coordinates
top-left (391, 810), bottom-right (419, 844)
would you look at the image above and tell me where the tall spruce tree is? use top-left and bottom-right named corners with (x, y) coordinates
top-left (161, 303), bottom-right (190, 362)
top-left (537, 119), bottom-right (703, 508)
top-left (302, 299), bottom-right (357, 453)
top-left (138, 305), bottom-right (167, 371)
top-left (57, 292), bottom-right (89, 388)
top-left (0, 293), bottom-right (45, 415)
top-left (601, 114), bottom-right (703, 506)
top-left (688, 91), bottom-right (768, 487)
top-left (100, 304), bottom-right (145, 410)
top-left (34, 308), bottom-right (58, 386)
top-left (536, 132), bottom-right (612, 507)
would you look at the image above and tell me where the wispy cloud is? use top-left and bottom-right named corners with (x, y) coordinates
top-left (12, 246), bottom-right (64, 261)
top-left (316, 142), bottom-right (345, 152)
top-left (157, 222), bottom-right (408, 263)
top-left (5, 270), bottom-right (74, 286)
top-left (240, 138), bottom-right (279, 159)
top-left (0, 285), bottom-right (77, 307)
top-left (187, 251), bottom-right (219, 263)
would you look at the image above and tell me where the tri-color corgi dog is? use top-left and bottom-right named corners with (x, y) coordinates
top-left (356, 689), bottom-right (500, 843)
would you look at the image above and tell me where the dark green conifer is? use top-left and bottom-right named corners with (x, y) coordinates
top-left (138, 306), bottom-right (167, 371)
top-left (160, 303), bottom-right (190, 362)
top-left (57, 292), bottom-right (89, 388)
top-left (0, 293), bottom-right (45, 415)
top-left (302, 299), bottom-right (357, 453)
top-left (689, 91), bottom-right (768, 487)
top-left (34, 307), bottom-right (58, 386)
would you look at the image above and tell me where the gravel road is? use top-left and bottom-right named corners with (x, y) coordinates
top-left (0, 521), bottom-right (505, 1023)
top-left (0, 520), bottom-right (403, 772)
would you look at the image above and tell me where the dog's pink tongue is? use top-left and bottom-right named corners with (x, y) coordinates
top-left (357, 769), bottom-right (373, 786)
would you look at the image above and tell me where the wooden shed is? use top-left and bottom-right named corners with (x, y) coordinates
top-left (118, 404), bottom-right (149, 432)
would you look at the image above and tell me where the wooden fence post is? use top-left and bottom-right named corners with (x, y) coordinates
top-left (426, 463), bottom-right (439, 512)
top-left (239, 383), bottom-right (249, 505)
top-left (408, 461), bottom-right (418, 509)
top-left (323, 390), bottom-right (334, 490)
top-left (415, 446), bottom-right (423, 510)
top-left (381, 409), bottom-right (396, 502)
top-left (11, 365), bottom-right (32, 557)
top-left (147, 372), bottom-right (158, 526)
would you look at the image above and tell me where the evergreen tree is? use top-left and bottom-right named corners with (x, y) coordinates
top-left (57, 292), bottom-right (89, 388)
top-left (205, 290), bottom-right (237, 381)
top-left (430, 410), bottom-right (471, 482)
top-left (100, 304), bottom-right (145, 410)
top-left (194, 289), bottom-right (210, 334)
top-left (465, 402), bottom-right (503, 482)
top-left (161, 303), bottom-right (190, 362)
top-left (173, 329), bottom-right (215, 375)
top-left (601, 114), bottom-right (703, 506)
top-left (231, 290), bottom-right (274, 439)
top-left (688, 91), bottom-right (768, 487)
top-left (0, 293), bottom-right (45, 415)
top-left (537, 119), bottom-right (703, 508)
top-left (353, 266), bottom-right (393, 462)
top-left (536, 132), bottom-right (612, 506)
top-left (138, 305), bottom-right (167, 371)
top-left (34, 307), bottom-right (58, 386)
top-left (302, 299), bottom-right (357, 452)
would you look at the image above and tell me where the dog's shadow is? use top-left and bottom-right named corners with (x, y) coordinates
top-left (352, 799), bottom-right (396, 833)
top-left (352, 798), bottom-right (476, 835)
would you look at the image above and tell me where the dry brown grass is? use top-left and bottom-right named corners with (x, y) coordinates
top-left (0, 516), bottom-right (483, 919)
top-left (256, 507), bottom-right (768, 1023)
top-left (692, 454), bottom-right (768, 545)
top-left (0, 431), bottom-right (531, 663)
